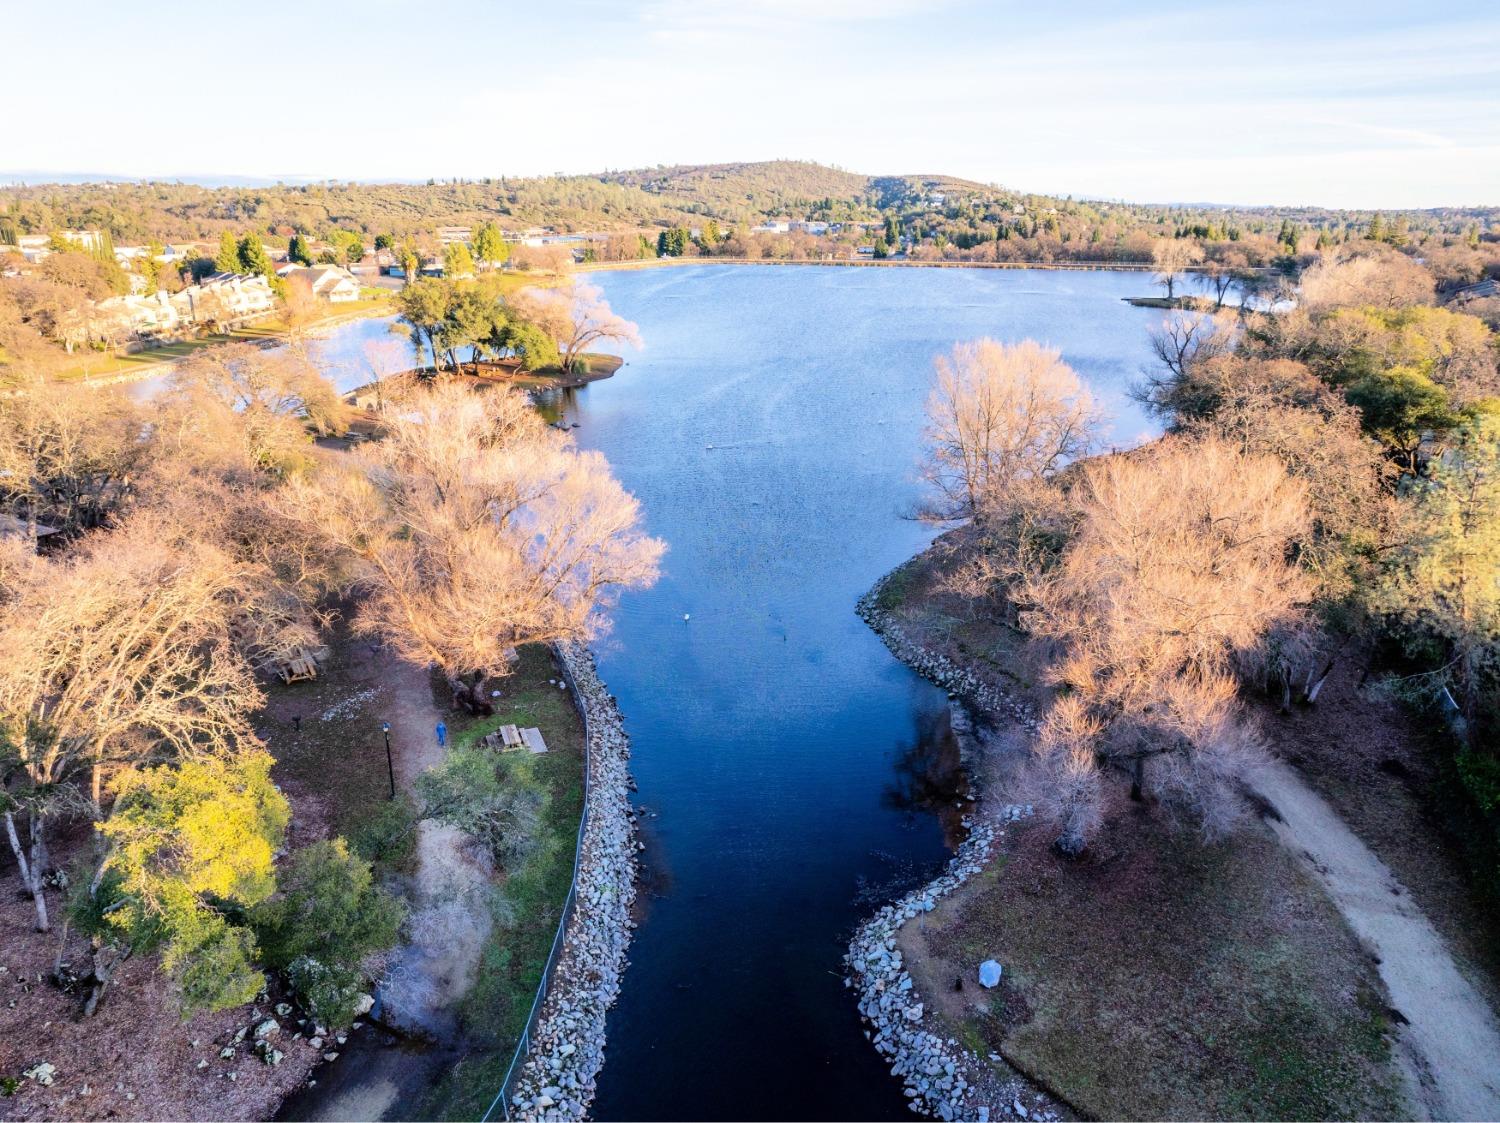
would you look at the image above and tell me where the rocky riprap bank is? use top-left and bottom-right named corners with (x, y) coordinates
top-left (505, 641), bottom-right (639, 1122)
top-left (846, 563), bottom-right (1060, 1123)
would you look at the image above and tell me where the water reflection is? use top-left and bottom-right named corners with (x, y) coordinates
top-left (881, 705), bottom-right (971, 847)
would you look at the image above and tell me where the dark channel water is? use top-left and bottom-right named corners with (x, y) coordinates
top-left (541, 266), bottom-right (1161, 1121)
top-left (174, 265), bottom-right (1163, 1121)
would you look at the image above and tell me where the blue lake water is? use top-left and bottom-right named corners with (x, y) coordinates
top-left (550, 265), bottom-right (1161, 1120)
top-left (166, 264), bottom-right (1164, 1120)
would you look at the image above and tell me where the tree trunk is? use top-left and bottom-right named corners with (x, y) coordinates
top-left (83, 939), bottom-right (132, 1017)
top-left (447, 669), bottom-right (495, 716)
top-left (52, 916), bottom-right (72, 983)
top-left (1303, 654), bottom-right (1337, 704)
top-left (6, 810), bottom-right (49, 931)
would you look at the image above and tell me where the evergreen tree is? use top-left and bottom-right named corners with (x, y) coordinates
top-left (214, 231), bottom-right (240, 273)
top-left (288, 234), bottom-right (314, 266)
top-left (1368, 213), bottom-right (1388, 242)
top-left (443, 241), bottom-right (475, 277)
top-left (474, 222), bottom-right (509, 267)
top-left (237, 233), bottom-right (273, 277)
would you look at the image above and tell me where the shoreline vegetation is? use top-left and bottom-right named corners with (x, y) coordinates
top-left (853, 550), bottom-right (1412, 1122)
top-left (0, 286), bottom-right (661, 1122)
top-left (854, 236), bottom-right (1500, 1119)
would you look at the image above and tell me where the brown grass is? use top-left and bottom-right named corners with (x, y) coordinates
top-left (901, 791), bottom-right (1407, 1121)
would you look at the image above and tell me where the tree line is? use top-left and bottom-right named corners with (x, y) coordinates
top-left (919, 239), bottom-right (1500, 864)
top-left (0, 336), bottom-right (660, 1024)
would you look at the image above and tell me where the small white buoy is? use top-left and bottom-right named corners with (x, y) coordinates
top-left (683, 613), bottom-right (691, 622)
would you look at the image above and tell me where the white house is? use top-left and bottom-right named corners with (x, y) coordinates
top-left (59, 229), bottom-right (106, 252)
top-left (95, 291), bottom-right (183, 337)
top-left (301, 265), bottom-right (361, 303)
top-left (172, 273), bottom-right (277, 326)
top-left (17, 234), bottom-right (51, 263)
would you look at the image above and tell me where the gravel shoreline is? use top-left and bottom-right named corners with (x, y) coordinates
top-left (846, 560), bottom-right (1060, 1123)
top-left (505, 641), bottom-right (639, 1122)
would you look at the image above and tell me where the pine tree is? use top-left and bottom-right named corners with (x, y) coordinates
top-left (474, 222), bottom-right (508, 267)
top-left (288, 235), bottom-right (313, 266)
top-left (214, 231), bottom-right (241, 274)
top-left (1368, 213), bottom-right (1388, 242)
top-left (236, 233), bottom-right (273, 277)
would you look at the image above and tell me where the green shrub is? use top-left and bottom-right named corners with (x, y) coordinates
top-left (251, 839), bottom-right (404, 1025)
top-left (347, 796), bottom-right (419, 871)
top-left (417, 745), bottom-right (547, 869)
top-left (285, 956), bottom-right (366, 1028)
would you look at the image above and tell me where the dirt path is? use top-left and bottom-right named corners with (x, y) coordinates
top-left (1256, 760), bottom-right (1500, 1121)
top-left (297, 652), bottom-right (492, 1123)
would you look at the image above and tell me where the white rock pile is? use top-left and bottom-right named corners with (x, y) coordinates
top-left (846, 817), bottom-right (999, 1121)
top-left (849, 560), bottom-right (1060, 1122)
top-left (506, 641), bottom-right (639, 1122)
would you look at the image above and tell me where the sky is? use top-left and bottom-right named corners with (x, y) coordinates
top-left (7, 0), bottom-right (1498, 208)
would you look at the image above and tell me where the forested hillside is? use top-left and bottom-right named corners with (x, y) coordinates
top-left (4, 160), bottom-right (1496, 252)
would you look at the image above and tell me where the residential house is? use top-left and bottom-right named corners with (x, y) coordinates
top-left (58, 229), bottom-right (106, 253)
top-left (0, 514), bottom-right (60, 552)
top-left (1451, 278), bottom-right (1499, 304)
top-left (94, 291), bottom-right (182, 338)
top-left (172, 272), bottom-right (277, 326)
top-left (17, 234), bottom-right (51, 263)
top-left (302, 265), bottom-right (361, 302)
top-left (437, 226), bottom-right (472, 245)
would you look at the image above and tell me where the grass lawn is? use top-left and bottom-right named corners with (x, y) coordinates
top-left (879, 538), bottom-right (1412, 1119)
top-left (422, 644), bottom-right (587, 1121)
top-left (52, 296), bottom-right (393, 383)
top-left (902, 788), bottom-right (1408, 1121)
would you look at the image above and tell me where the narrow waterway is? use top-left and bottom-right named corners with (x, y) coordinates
top-left (150, 265), bottom-right (1162, 1120)
top-left (537, 265), bottom-right (1161, 1121)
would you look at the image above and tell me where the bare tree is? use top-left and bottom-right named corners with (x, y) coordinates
top-left (1134, 310), bottom-right (1239, 416)
top-left (1151, 239), bottom-right (1205, 300)
top-left (1197, 247), bottom-right (1250, 310)
top-left (0, 379), bottom-right (146, 539)
top-left (164, 342), bottom-right (352, 475)
top-left (1019, 436), bottom-right (1312, 853)
top-left (0, 512), bottom-right (263, 930)
top-left (1298, 244), bottom-right (1434, 311)
top-left (284, 381), bottom-right (663, 711)
top-left (511, 280), bottom-right (642, 373)
top-left (920, 338), bottom-right (1100, 524)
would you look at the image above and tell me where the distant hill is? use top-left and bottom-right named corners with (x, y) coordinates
top-left (1, 160), bottom-right (1492, 255)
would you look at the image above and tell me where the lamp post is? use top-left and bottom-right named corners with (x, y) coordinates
top-left (382, 721), bottom-right (395, 800)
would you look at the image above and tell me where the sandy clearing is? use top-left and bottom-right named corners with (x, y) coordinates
top-left (1256, 760), bottom-right (1500, 1121)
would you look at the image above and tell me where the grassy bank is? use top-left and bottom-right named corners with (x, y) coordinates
top-left (901, 799), bottom-right (1405, 1120)
top-left (421, 645), bottom-right (587, 1121)
top-left (53, 296), bottom-right (394, 384)
top-left (872, 542), bottom-right (1415, 1120)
